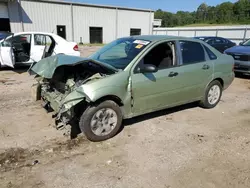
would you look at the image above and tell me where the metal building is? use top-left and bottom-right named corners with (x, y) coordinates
top-left (0, 0), bottom-right (154, 43)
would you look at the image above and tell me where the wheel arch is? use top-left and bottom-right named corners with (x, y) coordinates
top-left (213, 77), bottom-right (224, 88)
top-left (93, 95), bottom-right (124, 107)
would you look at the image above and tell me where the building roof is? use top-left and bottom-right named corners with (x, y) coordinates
top-left (22, 0), bottom-right (153, 12)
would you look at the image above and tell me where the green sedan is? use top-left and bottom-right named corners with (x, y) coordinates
top-left (30, 35), bottom-right (235, 142)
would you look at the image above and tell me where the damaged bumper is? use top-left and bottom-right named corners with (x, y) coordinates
top-left (32, 83), bottom-right (89, 127)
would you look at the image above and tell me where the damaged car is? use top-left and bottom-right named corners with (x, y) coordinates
top-left (30, 36), bottom-right (235, 142)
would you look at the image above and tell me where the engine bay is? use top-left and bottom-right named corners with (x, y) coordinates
top-left (41, 62), bottom-right (113, 94)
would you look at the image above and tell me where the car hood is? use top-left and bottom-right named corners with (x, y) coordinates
top-left (30, 54), bottom-right (118, 79)
top-left (225, 46), bottom-right (250, 55)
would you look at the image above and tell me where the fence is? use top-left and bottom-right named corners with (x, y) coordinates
top-left (153, 25), bottom-right (250, 44)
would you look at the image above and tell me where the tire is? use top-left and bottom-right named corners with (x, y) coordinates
top-left (79, 100), bottom-right (123, 142)
top-left (199, 80), bottom-right (222, 109)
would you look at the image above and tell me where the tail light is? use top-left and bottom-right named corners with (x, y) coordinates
top-left (73, 45), bottom-right (79, 51)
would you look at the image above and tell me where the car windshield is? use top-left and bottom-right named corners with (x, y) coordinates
top-left (90, 38), bottom-right (151, 70)
top-left (242, 39), bottom-right (250, 46)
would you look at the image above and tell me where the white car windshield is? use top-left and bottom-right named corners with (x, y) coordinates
top-left (242, 39), bottom-right (250, 46)
top-left (90, 38), bottom-right (151, 70)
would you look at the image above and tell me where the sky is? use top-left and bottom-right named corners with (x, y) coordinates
top-left (71, 0), bottom-right (237, 13)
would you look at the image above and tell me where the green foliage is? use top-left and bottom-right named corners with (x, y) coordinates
top-left (155, 0), bottom-right (250, 27)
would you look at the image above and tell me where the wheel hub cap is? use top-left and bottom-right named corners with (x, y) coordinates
top-left (208, 85), bottom-right (221, 105)
top-left (90, 108), bottom-right (118, 136)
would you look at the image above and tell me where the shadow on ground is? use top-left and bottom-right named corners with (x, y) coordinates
top-left (70, 102), bottom-right (198, 139)
top-left (0, 66), bottom-right (29, 74)
top-left (123, 102), bottom-right (198, 126)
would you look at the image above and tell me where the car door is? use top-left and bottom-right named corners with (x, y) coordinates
top-left (0, 36), bottom-right (15, 68)
top-left (131, 41), bottom-right (187, 115)
top-left (30, 34), bottom-right (46, 62)
top-left (176, 40), bottom-right (214, 102)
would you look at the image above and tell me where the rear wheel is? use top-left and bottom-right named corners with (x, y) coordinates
top-left (79, 100), bottom-right (123, 142)
top-left (200, 80), bottom-right (222, 109)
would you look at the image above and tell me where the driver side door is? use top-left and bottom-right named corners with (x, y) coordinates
top-left (0, 37), bottom-right (15, 68)
top-left (131, 41), bottom-right (184, 115)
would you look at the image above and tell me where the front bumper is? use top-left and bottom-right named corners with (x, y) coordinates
top-left (234, 60), bottom-right (250, 74)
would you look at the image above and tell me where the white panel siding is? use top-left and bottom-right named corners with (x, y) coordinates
top-left (8, 1), bottom-right (153, 43)
top-left (167, 31), bottom-right (179, 36)
top-left (154, 25), bottom-right (250, 44)
top-left (153, 30), bottom-right (167, 35)
top-left (179, 30), bottom-right (195, 37)
top-left (196, 30), bottom-right (217, 36)
top-left (117, 10), bottom-right (151, 38)
top-left (218, 30), bottom-right (245, 38)
top-left (246, 30), bottom-right (250, 39)
top-left (20, 1), bottom-right (73, 41)
top-left (72, 5), bottom-right (116, 43)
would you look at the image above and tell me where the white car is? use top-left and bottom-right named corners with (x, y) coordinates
top-left (0, 32), bottom-right (80, 68)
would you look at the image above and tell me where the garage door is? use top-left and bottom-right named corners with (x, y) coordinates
top-left (0, 3), bottom-right (8, 18)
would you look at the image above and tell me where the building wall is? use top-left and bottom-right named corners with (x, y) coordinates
top-left (72, 5), bottom-right (116, 43)
top-left (117, 10), bottom-right (153, 38)
top-left (153, 25), bottom-right (250, 44)
top-left (19, 1), bottom-right (73, 41)
top-left (8, 0), bottom-right (153, 43)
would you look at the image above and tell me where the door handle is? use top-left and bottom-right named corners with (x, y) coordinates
top-left (202, 64), bottom-right (210, 70)
top-left (168, 72), bottom-right (178, 77)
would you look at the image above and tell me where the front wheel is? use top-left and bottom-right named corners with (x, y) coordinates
top-left (200, 80), bottom-right (222, 109)
top-left (79, 100), bottom-right (123, 142)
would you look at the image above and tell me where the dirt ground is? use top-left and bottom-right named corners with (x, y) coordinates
top-left (0, 46), bottom-right (250, 188)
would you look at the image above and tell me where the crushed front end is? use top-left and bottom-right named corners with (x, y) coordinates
top-left (29, 54), bottom-right (115, 130)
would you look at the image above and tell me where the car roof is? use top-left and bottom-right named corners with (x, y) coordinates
top-left (14, 31), bottom-right (57, 36)
top-left (194, 36), bottom-right (228, 40)
top-left (124, 35), bottom-right (188, 42)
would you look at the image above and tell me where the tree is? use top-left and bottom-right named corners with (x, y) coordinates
top-left (234, 0), bottom-right (250, 22)
top-left (196, 3), bottom-right (208, 22)
top-left (216, 2), bottom-right (234, 23)
top-left (153, 0), bottom-right (250, 27)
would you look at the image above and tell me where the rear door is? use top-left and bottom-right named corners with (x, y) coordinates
top-left (0, 36), bottom-right (15, 68)
top-left (175, 40), bottom-right (214, 101)
top-left (30, 34), bottom-right (46, 62)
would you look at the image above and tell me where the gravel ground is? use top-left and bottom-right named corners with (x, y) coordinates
top-left (0, 46), bottom-right (250, 188)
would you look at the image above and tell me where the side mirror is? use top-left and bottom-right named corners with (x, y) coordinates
top-left (140, 64), bottom-right (158, 73)
top-left (239, 42), bottom-right (243, 46)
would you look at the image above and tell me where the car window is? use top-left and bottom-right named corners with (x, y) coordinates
top-left (2, 34), bottom-right (31, 47)
top-left (214, 38), bottom-right (223, 44)
top-left (34, 34), bottom-right (46, 45)
top-left (138, 41), bottom-right (176, 71)
top-left (205, 39), bottom-right (215, 45)
top-left (220, 38), bottom-right (228, 44)
top-left (180, 41), bottom-right (205, 65)
top-left (203, 45), bottom-right (217, 60)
